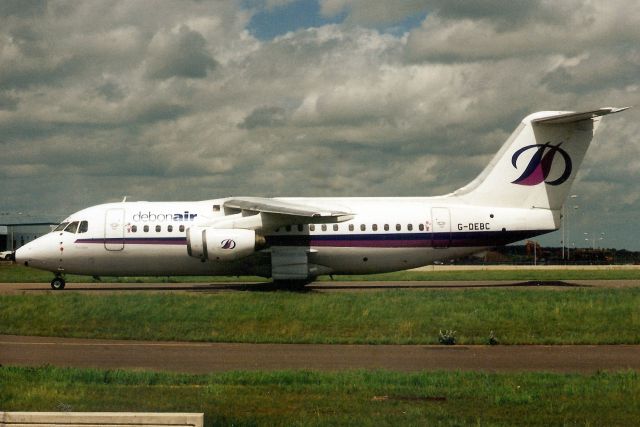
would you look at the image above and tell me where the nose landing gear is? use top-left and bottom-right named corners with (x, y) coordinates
top-left (51, 275), bottom-right (66, 290)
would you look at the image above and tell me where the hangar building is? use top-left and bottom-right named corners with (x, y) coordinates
top-left (0, 223), bottom-right (56, 251)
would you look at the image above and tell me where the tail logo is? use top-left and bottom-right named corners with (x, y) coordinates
top-left (220, 239), bottom-right (236, 250)
top-left (511, 142), bottom-right (572, 186)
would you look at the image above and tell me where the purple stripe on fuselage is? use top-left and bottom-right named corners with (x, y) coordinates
top-left (310, 239), bottom-right (430, 248)
top-left (73, 230), bottom-right (550, 249)
top-left (268, 230), bottom-right (549, 248)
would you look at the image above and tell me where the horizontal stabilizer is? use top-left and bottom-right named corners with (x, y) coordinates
top-left (532, 107), bottom-right (629, 125)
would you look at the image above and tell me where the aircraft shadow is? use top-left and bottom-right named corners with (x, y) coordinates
top-left (19, 282), bottom-right (311, 293)
top-left (307, 280), bottom-right (591, 290)
top-left (17, 280), bottom-right (589, 293)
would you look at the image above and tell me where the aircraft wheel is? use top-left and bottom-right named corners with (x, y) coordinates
top-left (51, 277), bottom-right (66, 290)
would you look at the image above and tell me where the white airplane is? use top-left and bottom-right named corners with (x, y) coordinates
top-left (16, 107), bottom-right (627, 289)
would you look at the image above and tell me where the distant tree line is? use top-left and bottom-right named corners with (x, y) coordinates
top-left (457, 244), bottom-right (640, 265)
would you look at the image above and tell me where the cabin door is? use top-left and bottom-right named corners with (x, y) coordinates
top-left (104, 208), bottom-right (125, 251)
top-left (431, 207), bottom-right (451, 248)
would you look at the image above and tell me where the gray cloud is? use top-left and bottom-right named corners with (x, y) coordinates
top-left (542, 52), bottom-right (640, 93)
top-left (0, 93), bottom-right (19, 111)
top-left (405, 2), bottom-right (639, 63)
top-left (96, 80), bottom-right (126, 102)
top-left (145, 26), bottom-right (217, 80)
top-left (320, 0), bottom-right (572, 29)
top-left (239, 106), bottom-right (287, 129)
top-left (320, 0), bottom-right (428, 26)
top-left (0, 0), bottom-right (46, 19)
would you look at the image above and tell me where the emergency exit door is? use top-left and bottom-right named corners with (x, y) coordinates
top-left (431, 207), bottom-right (451, 248)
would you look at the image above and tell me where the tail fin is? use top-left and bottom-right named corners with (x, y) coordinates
top-left (453, 107), bottom-right (628, 210)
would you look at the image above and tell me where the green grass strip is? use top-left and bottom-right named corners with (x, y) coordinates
top-left (2, 289), bottom-right (640, 344)
top-left (4, 263), bottom-right (640, 283)
top-left (0, 264), bottom-right (266, 283)
top-left (1, 366), bottom-right (639, 426)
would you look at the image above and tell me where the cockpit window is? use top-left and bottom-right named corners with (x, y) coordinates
top-left (54, 222), bottom-right (69, 232)
top-left (78, 221), bottom-right (88, 233)
top-left (64, 221), bottom-right (79, 233)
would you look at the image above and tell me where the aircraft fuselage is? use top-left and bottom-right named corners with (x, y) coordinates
top-left (20, 197), bottom-right (556, 277)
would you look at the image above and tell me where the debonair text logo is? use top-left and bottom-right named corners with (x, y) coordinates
top-left (511, 142), bottom-right (572, 186)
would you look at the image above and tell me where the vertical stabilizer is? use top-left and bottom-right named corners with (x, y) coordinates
top-left (453, 107), bottom-right (627, 210)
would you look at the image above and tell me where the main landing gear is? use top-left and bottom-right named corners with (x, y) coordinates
top-left (51, 275), bottom-right (66, 290)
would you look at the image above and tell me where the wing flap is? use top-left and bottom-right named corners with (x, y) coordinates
top-left (223, 197), bottom-right (353, 223)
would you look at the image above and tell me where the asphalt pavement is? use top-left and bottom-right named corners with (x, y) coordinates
top-left (2, 335), bottom-right (639, 373)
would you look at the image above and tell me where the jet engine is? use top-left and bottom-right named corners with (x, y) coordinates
top-left (186, 227), bottom-right (265, 261)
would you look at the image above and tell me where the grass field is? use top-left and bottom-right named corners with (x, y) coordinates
top-left (4, 263), bottom-right (640, 283)
top-left (2, 288), bottom-right (639, 344)
top-left (1, 366), bottom-right (638, 426)
top-left (3, 266), bottom-right (638, 424)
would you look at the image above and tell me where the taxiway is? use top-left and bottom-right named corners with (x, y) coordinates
top-left (2, 335), bottom-right (639, 373)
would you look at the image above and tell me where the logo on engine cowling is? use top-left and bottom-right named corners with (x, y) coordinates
top-left (220, 239), bottom-right (236, 250)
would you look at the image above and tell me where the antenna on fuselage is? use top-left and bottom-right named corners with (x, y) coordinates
top-left (122, 196), bottom-right (128, 202)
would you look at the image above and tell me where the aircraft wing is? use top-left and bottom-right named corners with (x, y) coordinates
top-left (223, 197), bottom-right (353, 223)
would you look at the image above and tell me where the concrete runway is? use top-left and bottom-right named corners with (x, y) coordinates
top-left (2, 335), bottom-right (639, 373)
top-left (1, 279), bottom-right (639, 294)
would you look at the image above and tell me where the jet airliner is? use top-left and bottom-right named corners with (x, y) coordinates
top-left (15, 107), bottom-right (627, 289)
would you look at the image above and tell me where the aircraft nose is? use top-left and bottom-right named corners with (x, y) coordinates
top-left (15, 238), bottom-right (56, 269)
top-left (15, 242), bottom-right (33, 267)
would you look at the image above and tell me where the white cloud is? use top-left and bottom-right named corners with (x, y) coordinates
top-left (406, 1), bottom-right (639, 62)
top-left (1, 0), bottom-right (639, 248)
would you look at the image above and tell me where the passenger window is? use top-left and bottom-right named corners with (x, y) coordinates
top-left (310, 225), bottom-right (315, 232)
top-left (213, 205), bottom-right (221, 212)
top-left (155, 225), bottom-right (161, 232)
top-left (396, 224), bottom-right (401, 231)
top-left (384, 224), bottom-right (389, 231)
top-left (297, 224), bottom-right (303, 232)
top-left (407, 224), bottom-right (413, 231)
top-left (333, 224), bottom-right (339, 231)
top-left (349, 224), bottom-right (354, 232)
top-left (179, 225), bottom-right (185, 232)
top-left (360, 224), bottom-right (366, 231)
top-left (54, 222), bottom-right (69, 232)
top-left (143, 225), bottom-right (149, 232)
top-left (372, 224), bottom-right (378, 231)
top-left (64, 221), bottom-right (79, 233)
top-left (78, 221), bottom-right (88, 233)
top-left (131, 225), bottom-right (137, 233)
top-left (286, 225), bottom-right (292, 232)
top-left (419, 224), bottom-right (425, 231)
top-left (321, 224), bottom-right (327, 231)
top-left (168, 225), bottom-right (173, 232)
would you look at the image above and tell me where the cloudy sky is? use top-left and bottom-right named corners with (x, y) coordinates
top-left (1, 0), bottom-right (639, 249)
